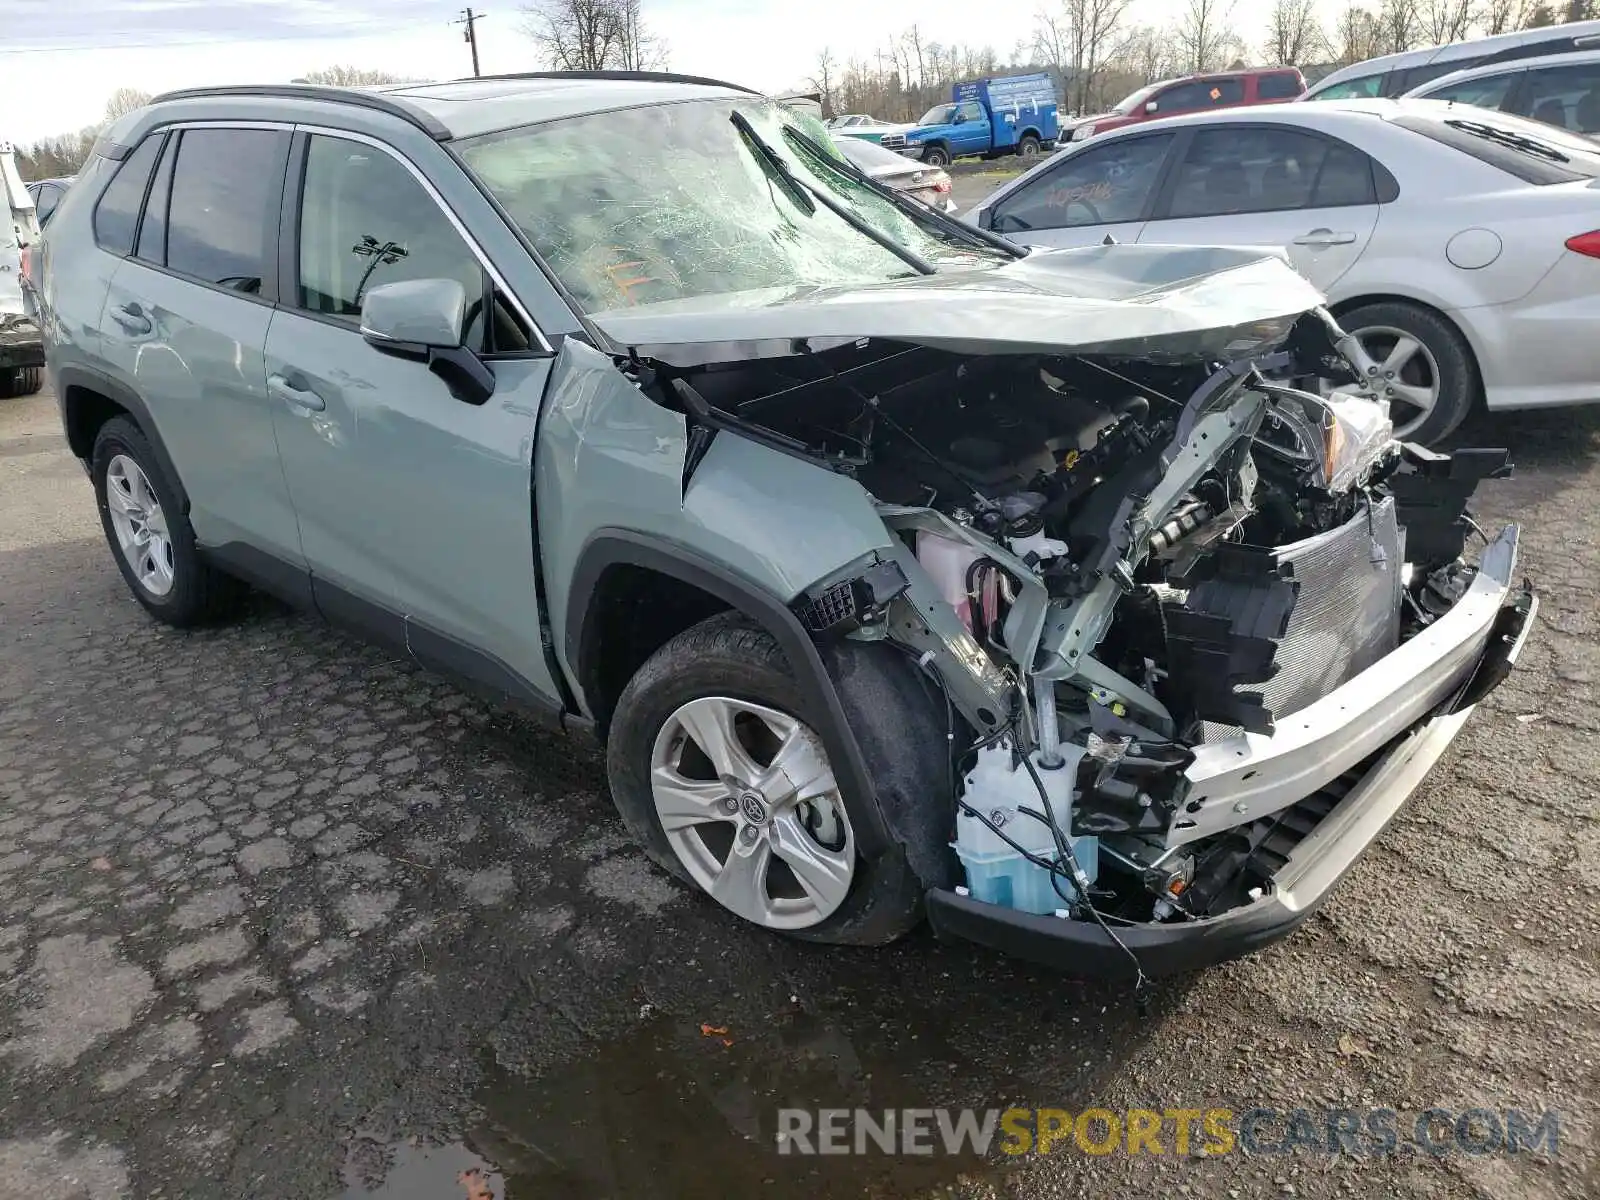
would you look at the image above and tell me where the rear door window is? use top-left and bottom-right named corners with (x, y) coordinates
top-left (1309, 73), bottom-right (1384, 100)
top-left (1422, 70), bottom-right (1521, 111)
top-left (1394, 61), bottom-right (1472, 93)
top-left (164, 128), bottom-right (289, 295)
top-left (1257, 73), bottom-right (1304, 100)
top-left (990, 133), bottom-right (1174, 232)
top-left (1519, 62), bottom-right (1600, 133)
top-left (92, 134), bottom-right (164, 256)
top-left (1166, 126), bottom-right (1373, 218)
top-left (1155, 79), bottom-right (1244, 113)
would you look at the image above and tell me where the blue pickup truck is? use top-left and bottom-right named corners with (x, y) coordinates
top-left (880, 74), bottom-right (1059, 166)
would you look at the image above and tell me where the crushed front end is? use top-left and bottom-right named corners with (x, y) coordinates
top-left (598, 245), bottom-right (1538, 977)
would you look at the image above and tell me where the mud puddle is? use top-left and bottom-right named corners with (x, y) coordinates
top-left (342, 1010), bottom-right (1001, 1199)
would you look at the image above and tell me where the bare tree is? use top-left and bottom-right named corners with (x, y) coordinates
top-left (614, 0), bottom-right (666, 69)
top-left (1263, 0), bottom-right (1327, 65)
top-left (1333, 3), bottom-right (1381, 62)
top-left (1176, 0), bottom-right (1239, 73)
top-left (1479, 0), bottom-right (1540, 31)
top-left (808, 48), bottom-right (838, 116)
top-left (1031, 0), bottom-right (1136, 115)
top-left (1375, 0), bottom-right (1420, 53)
top-left (1117, 25), bottom-right (1185, 84)
top-left (1419, 0), bottom-right (1477, 44)
top-left (103, 88), bottom-right (153, 122)
top-left (294, 67), bottom-right (414, 87)
top-left (522, 0), bottom-right (664, 72)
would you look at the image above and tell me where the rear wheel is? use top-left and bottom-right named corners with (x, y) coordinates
top-left (91, 416), bottom-right (244, 626)
top-left (921, 145), bottom-right (950, 168)
top-left (1016, 134), bottom-right (1041, 159)
top-left (1329, 301), bottom-right (1479, 445)
top-left (605, 612), bottom-right (951, 945)
top-left (0, 366), bottom-right (42, 398)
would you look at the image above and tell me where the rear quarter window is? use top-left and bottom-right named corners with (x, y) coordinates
top-left (92, 134), bottom-right (164, 256)
top-left (1391, 111), bottom-right (1600, 184)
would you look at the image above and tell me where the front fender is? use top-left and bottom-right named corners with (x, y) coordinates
top-left (535, 339), bottom-right (894, 701)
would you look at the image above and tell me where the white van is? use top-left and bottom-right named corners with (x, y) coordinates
top-left (1304, 18), bottom-right (1600, 101)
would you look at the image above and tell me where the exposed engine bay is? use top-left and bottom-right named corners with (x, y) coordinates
top-left (631, 306), bottom-right (1520, 953)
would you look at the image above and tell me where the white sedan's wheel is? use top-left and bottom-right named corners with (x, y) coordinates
top-left (1333, 325), bottom-right (1442, 441)
top-left (649, 696), bottom-right (854, 930)
top-left (1327, 301), bottom-right (1479, 446)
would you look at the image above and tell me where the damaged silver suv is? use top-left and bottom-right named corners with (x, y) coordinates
top-left (38, 73), bottom-right (1536, 978)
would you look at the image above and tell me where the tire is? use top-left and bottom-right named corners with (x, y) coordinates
top-left (0, 366), bottom-right (42, 398)
top-left (91, 415), bottom-right (244, 627)
top-left (605, 612), bottom-right (953, 946)
top-left (1333, 301), bottom-right (1479, 445)
top-left (1015, 134), bottom-right (1041, 159)
top-left (921, 145), bottom-right (950, 168)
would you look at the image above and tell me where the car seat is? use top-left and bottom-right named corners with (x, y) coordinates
top-left (1576, 89), bottom-right (1600, 133)
top-left (1532, 98), bottom-right (1568, 128)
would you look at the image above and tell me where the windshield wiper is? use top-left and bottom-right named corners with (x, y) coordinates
top-left (729, 110), bottom-right (936, 276)
top-left (783, 125), bottom-right (1027, 261)
top-left (1445, 118), bottom-right (1569, 163)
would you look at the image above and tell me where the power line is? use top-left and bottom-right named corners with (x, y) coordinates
top-left (453, 8), bottom-right (486, 78)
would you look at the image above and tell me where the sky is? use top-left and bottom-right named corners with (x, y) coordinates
top-left (1, 0), bottom-right (1279, 147)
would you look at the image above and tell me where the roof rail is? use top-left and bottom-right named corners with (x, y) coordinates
top-left (147, 84), bottom-right (452, 140)
top-left (449, 69), bottom-right (761, 95)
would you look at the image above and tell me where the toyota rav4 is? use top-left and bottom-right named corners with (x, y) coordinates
top-left (36, 72), bottom-right (1536, 979)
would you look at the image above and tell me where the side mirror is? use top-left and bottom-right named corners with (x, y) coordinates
top-left (360, 277), bottom-right (495, 405)
top-left (1145, 100), bottom-right (1159, 114)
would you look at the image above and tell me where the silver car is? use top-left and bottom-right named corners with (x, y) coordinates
top-left (969, 98), bottom-right (1600, 444)
top-left (37, 76), bottom-right (1535, 978)
top-left (1303, 17), bottom-right (1600, 100)
top-left (1403, 47), bottom-right (1600, 136)
top-left (831, 134), bottom-right (957, 212)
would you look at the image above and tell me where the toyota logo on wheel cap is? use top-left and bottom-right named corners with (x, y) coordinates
top-left (738, 791), bottom-right (769, 824)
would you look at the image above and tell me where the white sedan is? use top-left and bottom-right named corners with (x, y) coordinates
top-left (968, 98), bottom-right (1600, 443)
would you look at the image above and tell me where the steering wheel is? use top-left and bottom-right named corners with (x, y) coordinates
top-left (1067, 197), bottom-right (1104, 225)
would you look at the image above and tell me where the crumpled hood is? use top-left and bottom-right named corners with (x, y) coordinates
top-left (589, 243), bottom-right (1325, 366)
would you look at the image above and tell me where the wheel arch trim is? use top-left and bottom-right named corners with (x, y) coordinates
top-left (566, 529), bottom-right (892, 856)
top-left (56, 364), bottom-right (190, 513)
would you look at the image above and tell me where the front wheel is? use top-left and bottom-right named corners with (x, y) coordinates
top-left (920, 145), bottom-right (950, 168)
top-left (605, 613), bottom-right (951, 945)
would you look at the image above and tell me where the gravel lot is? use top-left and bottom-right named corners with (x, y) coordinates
top-left (1, 383), bottom-right (1596, 1200)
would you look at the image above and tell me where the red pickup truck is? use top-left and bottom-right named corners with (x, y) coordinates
top-left (1068, 67), bottom-right (1306, 142)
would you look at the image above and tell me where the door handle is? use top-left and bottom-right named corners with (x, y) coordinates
top-left (111, 302), bottom-right (151, 335)
top-left (267, 373), bottom-right (326, 412)
top-left (1293, 229), bottom-right (1357, 247)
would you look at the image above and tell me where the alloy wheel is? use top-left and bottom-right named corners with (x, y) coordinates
top-left (1327, 324), bottom-right (1441, 441)
top-left (648, 696), bottom-right (854, 930)
top-left (105, 454), bottom-right (175, 597)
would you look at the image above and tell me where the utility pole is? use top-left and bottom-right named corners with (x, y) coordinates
top-left (454, 8), bottom-right (485, 78)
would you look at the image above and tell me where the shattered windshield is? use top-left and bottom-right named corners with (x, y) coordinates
top-left (458, 98), bottom-right (1000, 313)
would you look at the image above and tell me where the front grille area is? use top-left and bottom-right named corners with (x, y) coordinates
top-left (1173, 496), bottom-right (1405, 739)
top-left (880, 133), bottom-right (907, 150)
top-left (1264, 496), bottom-right (1403, 719)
